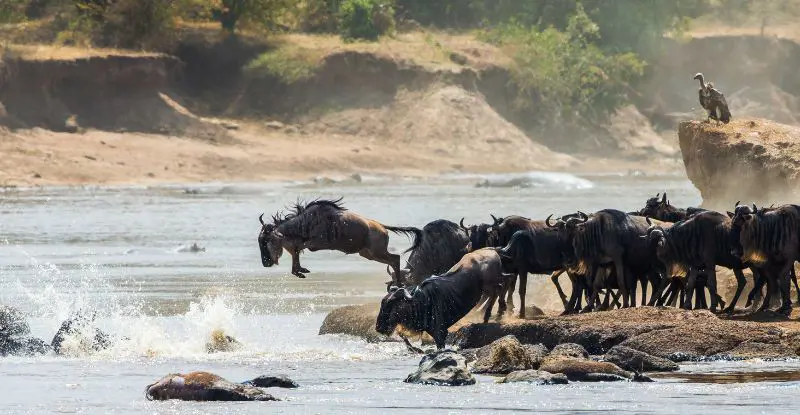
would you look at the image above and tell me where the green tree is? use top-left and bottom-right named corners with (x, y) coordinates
top-left (0, 0), bottom-right (27, 23)
top-left (206, 0), bottom-right (294, 33)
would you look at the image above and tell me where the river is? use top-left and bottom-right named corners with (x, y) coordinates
top-left (2, 172), bottom-right (800, 414)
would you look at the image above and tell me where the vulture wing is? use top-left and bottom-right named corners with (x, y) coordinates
top-left (709, 87), bottom-right (731, 123)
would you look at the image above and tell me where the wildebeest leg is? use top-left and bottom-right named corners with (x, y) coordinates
top-left (759, 270), bottom-right (777, 313)
top-left (563, 274), bottom-right (583, 315)
top-left (724, 268), bottom-right (747, 313)
top-left (706, 263), bottom-right (720, 312)
top-left (746, 270), bottom-right (767, 308)
top-left (550, 270), bottom-right (568, 307)
top-left (776, 262), bottom-right (794, 316)
top-left (791, 265), bottom-right (800, 304)
top-left (640, 275), bottom-right (648, 307)
top-left (482, 292), bottom-right (499, 324)
top-left (505, 274), bottom-right (517, 313)
top-left (290, 249), bottom-right (309, 278)
top-left (683, 270), bottom-right (697, 310)
top-left (432, 328), bottom-right (447, 351)
top-left (517, 272), bottom-right (528, 319)
top-left (613, 258), bottom-right (629, 308)
top-left (601, 290), bottom-right (611, 310)
top-left (610, 290), bottom-right (623, 309)
top-left (588, 266), bottom-right (605, 312)
top-left (359, 249), bottom-right (403, 286)
top-left (400, 334), bottom-right (425, 354)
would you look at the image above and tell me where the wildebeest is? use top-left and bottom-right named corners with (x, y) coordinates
top-left (552, 210), bottom-right (658, 311)
top-left (459, 215), bottom-right (500, 251)
top-left (639, 192), bottom-right (706, 222)
top-left (375, 248), bottom-right (508, 350)
top-left (644, 211), bottom-right (753, 312)
top-left (257, 198), bottom-right (417, 285)
top-left (385, 219), bottom-right (469, 286)
top-left (729, 203), bottom-right (800, 315)
top-left (694, 72), bottom-right (731, 125)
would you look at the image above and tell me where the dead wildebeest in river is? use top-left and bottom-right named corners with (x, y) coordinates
top-left (375, 248), bottom-right (509, 351)
top-left (257, 198), bottom-right (417, 286)
top-left (729, 203), bottom-right (800, 315)
top-left (386, 219), bottom-right (469, 287)
top-left (639, 192), bottom-right (706, 222)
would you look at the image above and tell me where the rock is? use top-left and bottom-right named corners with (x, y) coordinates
top-left (404, 351), bottom-right (476, 386)
top-left (712, 341), bottom-right (798, 361)
top-left (678, 118), bottom-right (800, 211)
top-left (176, 243), bottom-right (206, 253)
top-left (205, 329), bottom-right (242, 353)
top-left (498, 370), bottom-right (568, 385)
top-left (318, 303), bottom-right (386, 343)
top-left (0, 305), bottom-right (51, 357)
top-left (472, 335), bottom-right (534, 374)
top-left (604, 345), bottom-right (679, 372)
top-left (449, 307), bottom-right (798, 360)
top-left (244, 375), bottom-right (299, 389)
top-left (265, 121), bottom-right (285, 130)
top-left (51, 313), bottom-right (112, 356)
top-left (145, 371), bottom-right (278, 401)
top-left (523, 343), bottom-right (549, 368)
top-left (539, 356), bottom-right (651, 382)
top-left (548, 343), bottom-right (589, 359)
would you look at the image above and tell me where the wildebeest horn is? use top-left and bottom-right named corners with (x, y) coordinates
top-left (259, 213), bottom-right (265, 225)
top-left (577, 211), bottom-right (588, 221)
top-left (661, 193), bottom-right (667, 203)
top-left (386, 265), bottom-right (393, 276)
top-left (752, 203), bottom-right (758, 213)
top-left (735, 200), bottom-right (741, 208)
top-left (546, 214), bottom-right (555, 227)
top-left (655, 192), bottom-right (660, 199)
top-left (490, 214), bottom-right (501, 225)
top-left (646, 217), bottom-right (652, 225)
top-left (459, 217), bottom-right (467, 230)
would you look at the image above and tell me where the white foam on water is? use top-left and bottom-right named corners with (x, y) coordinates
top-left (442, 171), bottom-right (595, 190)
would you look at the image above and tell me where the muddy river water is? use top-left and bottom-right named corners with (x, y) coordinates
top-left (2, 172), bottom-right (800, 414)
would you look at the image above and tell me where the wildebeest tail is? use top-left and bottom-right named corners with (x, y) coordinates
top-left (385, 225), bottom-right (423, 252)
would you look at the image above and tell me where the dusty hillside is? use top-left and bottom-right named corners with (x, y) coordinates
top-left (678, 118), bottom-right (800, 211)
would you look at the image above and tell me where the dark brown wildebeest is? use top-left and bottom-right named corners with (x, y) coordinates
top-left (459, 215), bottom-right (500, 251)
top-left (257, 198), bottom-right (417, 285)
top-left (375, 248), bottom-right (509, 350)
top-left (385, 219), bottom-right (469, 287)
top-left (729, 203), bottom-right (800, 315)
top-left (644, 212), bottom-right (752, 312)
top-left (639, 192), bottom-right (706, 222)
top-left (553, 210), bottom-right (657, 311)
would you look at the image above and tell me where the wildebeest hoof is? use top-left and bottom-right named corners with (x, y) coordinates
top-left (297, 267), bottom-right (311, 273)
top-left (777, 306), bottom-right (792, 317)
top-left (292, 272), bottom-right (307, 279)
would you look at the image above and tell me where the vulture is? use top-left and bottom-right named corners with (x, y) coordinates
top-left (693, 72), bottom-right (731, 125)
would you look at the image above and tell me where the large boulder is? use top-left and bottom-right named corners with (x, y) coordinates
top-left (604, 345), bottom-right (679, 372)
top-left (244, 375), bottom-right (299, 389)
top-left (51, 313), bottom-right (112, 356)
top-left (539, 356), bottom-right (651, 382)
top-left (0, 305), bottom-right (50, 357)
top-left (404, 351), bottom-right (476, 386)
top-left (145, 372), bottom-right (278, 401)
top-left (678, 118), bottom-right (800, 211)
top-left (548, 343), bottom-right (589, 359)
top-left (498, 370), bottom-right (568, 385)
top-left (472, 335), bottom-right (536, 374)
top-left (319, 303), bottom-right (388, 343)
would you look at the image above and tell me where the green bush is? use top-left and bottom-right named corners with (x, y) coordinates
top-left (478, 5), bottom-right (644, 127)
top-left (0, 0), bottom-right (28, 23)
top-left (338, 0), bottom-right (395, 41)
top-left (244, 46), bottom-right (321, 83)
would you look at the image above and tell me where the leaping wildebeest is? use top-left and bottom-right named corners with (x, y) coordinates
top-left (693, 72), bottom-right (731, 125)
top-left (257, 198), bottom-right (418, 285)
top-left (386, 219), bottom-right (470, 287)
top-left (375, 248), bottom-right (509, 350)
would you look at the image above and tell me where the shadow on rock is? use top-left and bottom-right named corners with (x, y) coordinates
top-left (145, 371), bottom-right (279, 401)
top-left (405, 351), bottom-right (476, 386)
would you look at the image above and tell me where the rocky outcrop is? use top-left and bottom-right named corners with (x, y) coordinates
top-left (404, 351), bottom-right (476, 386)
top-left (318, 303), bottom-right (389, 343)
top-left (471, 335), bottom-right (537, 374)
top-left (498, 370), bottom-right (568, 385)
top-left (449, 307), bottom-right (800, 361)
top-left (0, 306), bottom-right (50, 357)
top-left (145, 372), bottom-right (278, 401)
top-left (678, 118), bottom-right (800, 211)
top-left (51, 313), bottom-right (112, 356)
top-left (604, 345), bottom-right (679, 372)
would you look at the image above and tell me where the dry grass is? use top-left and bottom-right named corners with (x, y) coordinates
top-left (3, 44), bottom-right (164, 61)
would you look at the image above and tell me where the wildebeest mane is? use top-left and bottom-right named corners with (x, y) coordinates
top-left (742, 206), bottom-right (800, 259)
top-left (291, 197), bottom-right (346, 215)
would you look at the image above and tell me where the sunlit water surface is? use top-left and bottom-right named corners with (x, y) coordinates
top-left (3, 172), bottom-right (800, 414)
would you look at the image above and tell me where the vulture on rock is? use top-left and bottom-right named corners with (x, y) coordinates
top-left (693, 72), bottom-right (731, 125)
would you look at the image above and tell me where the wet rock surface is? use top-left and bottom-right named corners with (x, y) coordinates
top-left (449, 307), bottom-right (800, 361)
top-left (498, 370), bottom-right (569, 385)
top-left (0, 305), bottom-right (50, 357)
top-left (539, 356), bottom-right (651, 382)
top-left (604, 345), bottom-right (679, 372)
top-left (145, 371), bottom-right (278, 401)
top-left (405, 351), bottom-right (476, 386)
top-left (244, 375), bottom-right (299, 389)
top-left (472, 335), bottom-right (535, 374)
top-left (51, 313), bottom-right (112, 355)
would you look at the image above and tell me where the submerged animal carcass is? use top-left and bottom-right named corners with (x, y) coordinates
top-left (145, 371), bottom-right (278, 402)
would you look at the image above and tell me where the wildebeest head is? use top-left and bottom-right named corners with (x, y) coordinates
top-left (727, 201), bottom-right (754, 258)
top-left (386, 265), bottom-right (411, 286)
top-left (640, 192), bottom-right (666, 217)
top-left (375, 286), bottom-right (414, 335)
top-left (257, 213), bottom-right (285, 267)
top-left (546, 212), bottom-right (587, 268)
top-left (460, 216), bottom-right (500, 250)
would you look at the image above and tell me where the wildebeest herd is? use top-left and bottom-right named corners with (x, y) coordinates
top-left (257, 192), bottom-right (800, 350)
